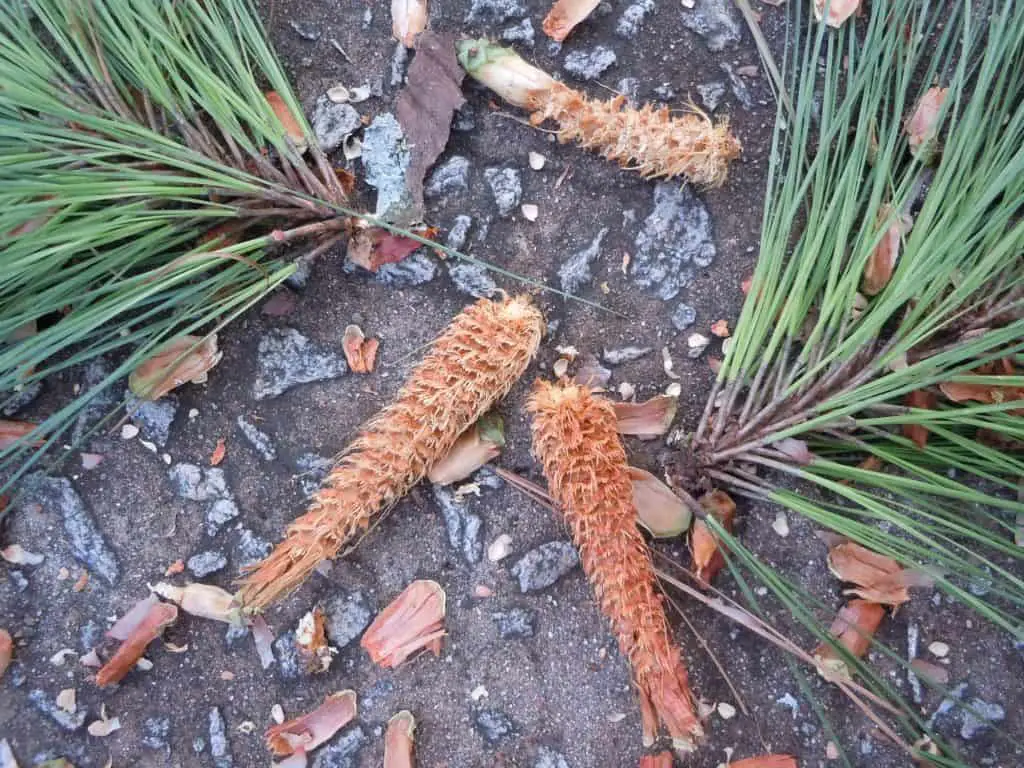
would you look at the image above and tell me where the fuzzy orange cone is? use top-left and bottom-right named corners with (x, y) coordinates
top-left (458, 40), bottom-right (740, 187)
top-left (528, 381), bottom-right (703, 753)
top-left (238, 297), bottom-right (543, 609)
top-left (362, 580), bottom-right (446, 668)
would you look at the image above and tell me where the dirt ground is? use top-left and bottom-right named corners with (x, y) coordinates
top-left (1, 1), bottom-right (1022, 767)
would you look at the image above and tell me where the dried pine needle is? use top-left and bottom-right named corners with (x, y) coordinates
top-left (238, 297), bottom-right (543, 609)
top-left (528, 381), bottom-right (704, 753)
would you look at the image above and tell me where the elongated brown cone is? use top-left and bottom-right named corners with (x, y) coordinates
top-left (239, 297), bottom-right (543, 609)
top-left (528, 381), bottom-right (704, 753)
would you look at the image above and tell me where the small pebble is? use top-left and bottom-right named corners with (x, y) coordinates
top-left (717, 702), bottom-right (737, 719)
top-left (928, 641), bottom-right (950, 658)
top-left (772, 511), bottom-right (790, 537)
top-left (487, 534), bottom-right (513, 562)
top-left (120, 423), bottom-right (139, 439)
top-left (528, 152), bottom-right (546, 170)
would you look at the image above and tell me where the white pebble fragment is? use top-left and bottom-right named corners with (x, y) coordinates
top-left (528, 151), bottom-right (546, 170)
top-left (928, 641), bottom-right (950, 658)
top-left (687, 333), bottom-right (711, 359)
top-left (521, 203), bottom-right (539, 221)
top-left (487, 534), bottom-right (513, 563)
top-left (619, 382), bottom-right (636, 400)
top-left (662, 347), bottom-right (680, 379)
top-left (772, 511), bottom-right (790, 537)
top-left (470, 685), bottom-right (488, 701)
top-left (665, 382), bottom-right (682, 398)
top-left (717, 702), bottom-right (737, 719)
top-left (271, 704), bottom-right (285, 724)
top-left (552, 358), bottom-right (569, 378)
top-left (120, 423), bottom-right (139, 439)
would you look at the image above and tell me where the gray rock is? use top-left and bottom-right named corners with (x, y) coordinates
top-left (930, 681), bottom-right (968, 728)
top-left (273, 631), bottom-right (301, 679)
top-left (721, 63), bottom-right (753, 109)
top-left (466, 0), bottom-right (527, 25)
top-left (325, 590), bottom-right (375, 649)
top-left (449, 262), bottom-right (499, 298)
top-left (311, 96), bottom-right (361, 153)
top-left (295, 453), bottom-right (333, 497)
top-left (126, 394), bottom-right (177, 447)
top-left (446, 215), bottom-right (473, 251)
top-left (72, 358), bottom-right (119, 446)
top-left (80, 620), bottom-right (103, 651)
top-left (390, 42), bottom-right (409, 87)
top-left (616, 0), bottom-right (654, 39)
top-left (433, 485), bottom-right (484, 564)
top-left (425, 156), bottom-right (471, 199)
top-left (492, 607), bottom-right (537, 639)
top-left (535, 746), bottom-right (571, 768)
top-left (671, 303), bottom-right (697, 331)
top-left (697, 81), bottom-right (727, 112)
top-left (9, 570), bottom-right (28, 591)
top-left (632, 182), bottom-right (715, 301)
top-left (961, 698), bottom-right (1005, 740)
top-left (29, 689), bottom-right (86, 730)
top-left (558, 228), bottom-right (609, 294)
top-left (168, 463), bottom-right (229, 502)
top-left (653, 83), bottom-right (676, 101)
top-left (362, 113), bottom-right (416, 225)
top-left (453, 104), bottom-right (476, 132)
top-left (501, 19), bottom-right (535, 46)
top-left (253, 328), bottom-right (348, 400)
top-left (142, 716), bottom-right (171, 750)
top-left (193, 737), bottom-right (206, 753)
top-left (563, 47), bottom-right (617, 80)
top-left (206, 498), bottom-right (240, 536)
top-left (617, 77), bottom-right (640, 106)
top-left (682, 0), bottom-right (741, 51)
top-left (188, 550), bottom-right (227, 577)
top-left (288, 21), bottom-right (321, 41)
top-left (511, 541), bottom-right (580, 592)
top-left (374, 251), bottom-right (437, 287)
top-left (474, 709), bottom-right (517, 746)
top-left (1, 380), bottom-right (43, 417)
top-left (602, 346), bottom-right (651, 365)
top-left (17, 474), bottom-right (118, 585)
top-left (236, 416), bottom-right (276, 461)
top-left (312, 726), bottom-right (367, 768)
top-left (235, 528), bottom-right (272, 567)
top-left (224, 622), bottom-right (249, 647)
top-left (209, 707), bottom-right (232, 768)
top-left (286, 256), bottom-right (313, 289)
top-left (484, 168), bottom-right (522, 217)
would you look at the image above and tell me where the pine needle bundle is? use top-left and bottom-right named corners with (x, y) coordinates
top-left (457, 40), bottom-right (740, 187)
top-left (239, 296), bottom-right (544, 609)
top-left (528, 380), bottom-right (703, 753)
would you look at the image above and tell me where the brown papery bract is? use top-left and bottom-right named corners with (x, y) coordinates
top-left (638, 751), bottom-right (674, 768)
top-left (826, 541), bottom-right (919, 606)
top-left (361, 580), bottom-right (446, 669)
top-left (266, 691), bottom-right (357, 756)
top-left (613, 395), bottom-right (678, 439)
top-left (384, 710), bottom-right (416, 768)
top-left (96, 602), bottom-right (178, 687)
top-left (542, 0), bottom-right (601, 42)
top-left (729, 755), bottom-right (799, 768)
top-left (0, 628), bottom-right (12, 680)
top-left (528, 381), bottom-right (703, 753)
top-left (690, 490), bottom-right (736, 587)
top-left (813, 599), bottom-right (885, 681)
top-left (238, 297), bottom-right (543, 609)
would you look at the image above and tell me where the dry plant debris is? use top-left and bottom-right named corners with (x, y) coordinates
top-left (391, 0), bottom-right (427, 47)
top-left (342, 325), bottom-right (380, 374)
top-left (265, 691), bottom-right (357, 757)
top-left (361, 580), bottom-right (446, 668)
top-left (264, 91), bottom-right (308, 153)
top-left (0, 420), bottom-right (43, 450)
top-left (346, 224), bottom-right (439, 272)
top-left (826, 540), bottom-right (931, 605)
top-left (729, 756), bottom-right (799, 768)
top-left (458, 40), bottom-right (740, 187)
top-left (813, 0), bottom-right (860, 28)
top-left (96, 600), bottom-right (178, 687)
top-left (384, 710), bottom-right (417, 768)
top-left (906, 87), bottom-right (948, 158)
top-left (0, 629), bottom-right (12, 680)
top-left (861, 205), bottom-right (913, 296)
top-left (542, 0), bottom-right (601, 42)
top-left (528, 381), bottom-right (703, 753)
top-left (428, 414), bottom-right (505, 485)
top-left (238, 297), bottom-right (543, 609)
top-left (128, 334), bottom-right (222, 401)
top-left (937, 358), bottom-right (1024, 412)
top-left (690, 490), bottom-right (736, 587)
top-left (210, 438), bottom-right (227, 466)
top-left (813, 599), bottom-right (885, 681)
top-left (638, 751), bottom-right (673, 768)
top-left (903, 389), bottom-right (936, 449)
top-left (150, 582), bottom-right (241, 624)
top-left (614, 395), bottom-right (678, 439)
top-left (629, 467), bottom-right (692, 538)
top-left (295, 608), bottom-right (333, 673)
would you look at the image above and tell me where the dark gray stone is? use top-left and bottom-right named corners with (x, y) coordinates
top-left (671, 303), bottom-right (697, 331)
top-left (616, 0), bottom-right (654, 39)
top-left (501, 19), bottom-right (535, 46)
top-left (9, 570), bottom-right (28, 592)
top-left (697, 81), bottom-right (727, 112)
top-left (253, 328), bottom-right (348, 400)
top-left (311, 96), bottom-right (361, 153)
top-left (453, 104), bottom-right (477, 132)
top-left (961, 698), bottom-right (1005, 740)
top-left (295, 453), bottom-right (333, 497)
top-left (433, 485), bottom-right (484, 564)
top-left (563, 47), bottom-right (616, 80)
top-left (126, 394), bottom-right (178, 447)
top-left (535, 746), bottom-right (571, 768)
top-left (374, 251), bottom-right (437, 288)
top-left (653, 83), bottom-right (676, 102)
top-left (236, 416), bottom-right (276, 461)
top-left (465, 0), bottom-right (527, 25)
top-left (682, 0), bottom-right (741, 52)
top-left (325, 590), bottom-right (375, 649)
top-left (602, 346), bottom-right (651, 365)
top-left (1, 380), bottom-right (42, 417)
top-left (390, 42), bottom-right (409, 87)
top-left (286, 257), bottom-right (313, 289)
top-left (362, 113), bottom-right (416, 224)
top-left (209, 707), bottom-right (232, 768)
top-left (721, 63), bottom-right (754, 109)
top-left (312, 726), bottom-right (367, 768)
top-left (558, 228), bottom-right (609, 294)
top-left (28, 689), bottom-right (86, 731)
top-left (425, 156), bottom-right (471, 199)
top-left (235, 528), bottom-right (272, 567)
top-left (474, 708), bottom-right (517, 746)
top-left (71, 358), bottom-right (119, 446)
top-left (484, 168), bottom-right (522, 217)
top-left (206, 498), bottom-right (240, 537)
top-left (450, 260), bottom-right (499, 298)
top-left (168, 463), bottom-right (230, 502)
top-left (80, 619), bottom-right (103, 651)
top-left (492, 607), bottom-right (537, 639)
top-left (187, 550), bottom-right (227, 578)
top-left (511, 541), bottom-right (580, 592)
top-left (224, 622), bottom-right (249, 647)
top-left (632, 182), bottom-right (715, 301)
top-left (446, 215), bottom-right (473, 251)
top-left (273, 631), bottom-right (301, 679)
top-left (17, 474), bottom-right (118, 585)
top-left (142, 716), bottom-right (171, 750)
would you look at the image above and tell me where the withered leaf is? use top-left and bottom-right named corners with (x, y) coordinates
top-left (826, 541), bottom-right (926, 605)
top-left (428, 414), bottom-right (504, 485)
top-left (862, 205), bottom-right (913, 296)
top-left (542, 0), bottom-right (601, 42)
top-left (629, 466), bottom-right (691, 538)
top-left (813, 599), bottom-right (885, 681)
top-left (903, 389), bottom-right (935, 449)
top-left (96, 602), bottom-right (178, 687)
top-left (361, 580), bottom-right (445, 668)
top-left (210, 438), bottom-right (227, 466)
top-left (613, 395), bottom-right (677, 439)
top-left (938, 358), bottom-right (1023, 414)
top-left (395, 32), bottom-right (465, 216)
top-left (0, 629), bottom-right (12, 681)
top-left (342, 325), bottom-right (380, 375)
top-left (813, 0), bottom-right (860, 28)
top-left (347, 226), bottom-right (437, 273)
top-left (392, 0), bottom-right (428, 47)
top-left (265, 691), bottom-right (357, 756)
top-left (907, 87), bottom-right (948, 158)
top-left (691, 490), bottom-right (736, 587)
top-left (265, 91), bottom-right (308, 153)
top-left (0, 420), bottom-right (43, 450)
top-left (638, 752), bottom-right (674, 768)
top-left (384, 710), bottom-right (416, 768)
top-left (129, 335), bottom-right (222, 400)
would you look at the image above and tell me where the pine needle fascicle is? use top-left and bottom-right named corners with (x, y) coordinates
top-left (457, 39), bottom-right (740, 187)
top-left (528, 381), bottom-right (704, 753)
top-left (238, 296), bottom-right (544, 609)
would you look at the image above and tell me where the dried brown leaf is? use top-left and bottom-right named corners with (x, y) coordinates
top-left (813, 599), bottom-right (885, 680)
top-left (384, 710), bottom-right (416, 768)
top-left (629, 467), bottom-right (691, 538)
top-left (392, 0), bottom-right (428, 47)
top-left (296, 608), bottom-right (333, 674)
top-left (543, 0), bottom-right (601, 41)
top-left (729, 756), bottom-right (799, 768)
top-left (710, 319), bottom-right (730, 338)
top-left (691, 490), bottom-right (736, 587)
top-left (0, 420), bottom-right (43, 450)
top-left (938, 359), bottom-right (1023, 413)
top-left (210, 438), bottom-right (227, 466)
top-left (813, 0), bottom-right (859, 27)
top-left (265, 691), bottom-right (357, 756)
top-left (827, 541), bottom-right (911, 605)
top-left (903, 389), bottom-right (935, 449)
top-left (96, 602), bottom-right (178, 687)
top-left (361, 580), bottom-right (446, 668)
top-left (129, 335), bottom-right (222, 400)
top-left (613, 395), bottom-right (678, 439)
top-left (342, 325), bottom-right (380, 374)
top-left (638, 752), bottom-right (674, 768)
top-left (0, 629), bottom-right (12, 681)
top-left (862, 205), bottom-right (913, 296)
top-left (107, 595), bottom-right (160, 641)
top-left (428, 415), bottom-right (504, 485)
top-left (910, 658), bottom-right (950, 685)
top-left (395, 32), bottom-right (466, 217)
top-left (265, 91), bottom-right (308, 153)
top-left (907, 87), bottom-right (948, 158)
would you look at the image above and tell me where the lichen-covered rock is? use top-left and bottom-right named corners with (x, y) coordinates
top-left (253, 328), bottom-right (348, 400)
top-left (558, 228), bottom-right (609, 294)
top-left (510, 541), bottom-right (580, 592)
top-left (563, 47), bottom-right (617, 80)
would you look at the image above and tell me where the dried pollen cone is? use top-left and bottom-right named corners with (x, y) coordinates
top-left (238, 296), bottom-right (544, 609)
top-left (527, 381), bottom-right (704, 752)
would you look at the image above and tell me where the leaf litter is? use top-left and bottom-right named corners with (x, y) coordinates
top-left (361, 580), bottom-right (446, 668)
